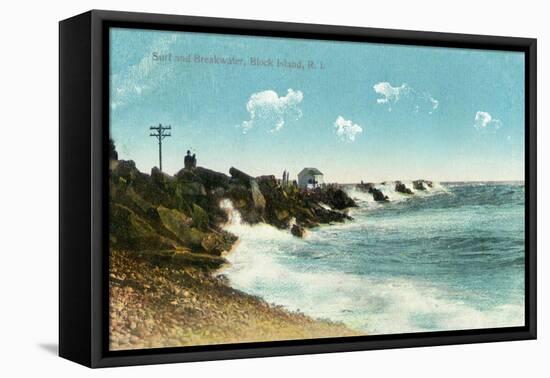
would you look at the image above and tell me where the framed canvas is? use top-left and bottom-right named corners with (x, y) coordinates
top-left (59, 10), bottom-right (537, 368)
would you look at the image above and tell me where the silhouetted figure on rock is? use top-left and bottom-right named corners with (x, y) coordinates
top-left (184, 150), bottom-right (197, 170)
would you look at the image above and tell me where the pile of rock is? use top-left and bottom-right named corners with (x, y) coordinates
top-left (413, 179), bottom-right (433, 191)
top-left (307, 186), bottom-right (357, 210)
top-left (110, 159), bottom-right (237, 260)
top-left (109, 154), bottom-right (357, 258)
top-left (395, 181), bottom-right (414, 194)
top-left (356, 182), bottom-right (389, 202)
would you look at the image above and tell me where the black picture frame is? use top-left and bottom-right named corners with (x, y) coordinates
top-left (59, 9), bottom-right (537, 368)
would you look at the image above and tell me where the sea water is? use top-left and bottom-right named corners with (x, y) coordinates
top-left (219, 182), bottom-right (525, 335)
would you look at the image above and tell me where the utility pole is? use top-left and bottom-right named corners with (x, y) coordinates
top-left (149, 124), bottom-right (171, 172)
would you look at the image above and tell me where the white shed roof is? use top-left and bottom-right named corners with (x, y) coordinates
top-left (299, 168), bottom-right (323, 176)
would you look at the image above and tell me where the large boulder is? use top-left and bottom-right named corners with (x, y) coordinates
top-left (190, 204), bottom-right (209, 229)
top-left (257, 180), bottom-right (296, 228)
top-left (256, 175), bottom-right (277, 185)
top-left (229, 167), bottom-right (253, 187)
top-left (177, 182), bottom-right (207, 197)
top-left (327, 188), bottom-right (357, 209)
top-left (110, 203), bottom-right (178, 251)
top-left (226, 183), bottom-right (263, 224)
top-left (413, 179), bottom-right (433, 190)
top-left (310, 204), bottom-right (351, 224)
top-left (174, 169), bottom-right (206, 196)
top-left (194, 167), bottom-right (231, 190)
top-left (150, 167), bottom-right (174, 186)
top-left (249, 179), bottom-right (266, 211)
top-left (111, 160), bottom-right (140, 182)
top-left (308, 187), bottom-right (357, 210)
top-left (370, 187), bottom-right (389, 202)
top-left (274, 209), bottom-right (290, 222)
top-left (175, 167), bottom-right (198, 181)
top-left (200, 231), bottom-right (238, 256)
top-left (155, 212), bottom-right (225, 254)
top-left (395, 181), bottom-right (414, 195)
top-left (291, 224), bottom-right (305, 238)
top-left (157, 206), bottom-right (192, 237)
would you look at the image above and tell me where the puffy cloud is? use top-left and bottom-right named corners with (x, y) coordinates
top-left (241, 88), bottom-right (303, 133)
top-left (373, 82), bottom-right (411, 108)
top-left (334, 116), bottom-right (363, 142)
top-left (373, 81), bottom-right (439, 115)
top-left (474, 111), bottom-right (502, 131)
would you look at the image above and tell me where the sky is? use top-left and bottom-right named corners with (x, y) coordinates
top-left (110, 28), bottom-right (525, 183)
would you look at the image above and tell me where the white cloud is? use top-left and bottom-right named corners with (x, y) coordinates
top-left (474, 111), bottom-right (502, 131)
top-left (110, 34), bottom-right (178, 112)
top-left (334, 116), bottom-right (363, 142)
top-left (373, 82), bottom-right (439, 115)
top-left (373, 82), bottom-right (411, 109)
top-left (429, 97), bottom-right (439, 114)
top-left (241, 89), bottom-right (303, 133)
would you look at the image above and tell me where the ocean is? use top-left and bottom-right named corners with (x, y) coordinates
top-left (219, 181), bottom-right (525, 335)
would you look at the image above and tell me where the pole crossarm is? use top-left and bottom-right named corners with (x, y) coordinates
top-left (149, 124), bottom-right (172, 172)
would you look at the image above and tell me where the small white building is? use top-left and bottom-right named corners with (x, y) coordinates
top-left (298, 168), bottom-right (324, 189)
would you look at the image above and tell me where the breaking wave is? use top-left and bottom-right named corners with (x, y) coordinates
top-left (217, 182), bottom-right (525, 335)
top-left (345, 181), bottom-right (449, 206)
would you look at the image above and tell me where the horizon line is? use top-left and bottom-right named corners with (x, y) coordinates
top-left (123, 160), bottom-right (525, 185)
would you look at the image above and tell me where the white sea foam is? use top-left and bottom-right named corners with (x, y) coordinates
top-left (345, 181), bottom-right (449, 205)
top-left (218, 198), bottom-right (301, 284)
top-left (217, 198), bottom-right (524, 335)
top-left (344, 187), bottom-right (377, 204)
top-left (318, 202), bottom-right (332, 210)
top-left (219, 199), bottom-right (294, 242)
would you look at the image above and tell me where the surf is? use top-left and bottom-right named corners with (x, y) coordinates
top-left (217, 183), bottom-right (525, 335)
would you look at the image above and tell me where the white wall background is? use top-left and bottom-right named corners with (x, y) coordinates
top-left (0, 0), bottom-right (545, 376)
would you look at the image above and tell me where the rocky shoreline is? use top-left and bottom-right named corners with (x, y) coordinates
top-left (110, 157), bottom-right (356, 268)
top-left (109, 150), bottom-right (359, 349)
top-left (110, 250), bottom-right (358, 350)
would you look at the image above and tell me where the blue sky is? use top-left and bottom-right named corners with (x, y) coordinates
top-left (110, 28), bottom-right (525, 183)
